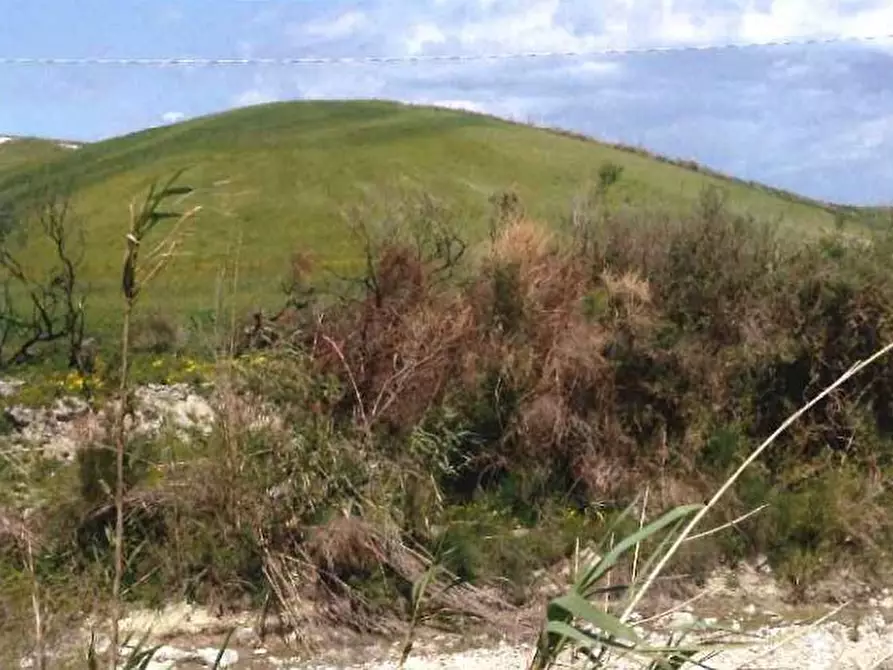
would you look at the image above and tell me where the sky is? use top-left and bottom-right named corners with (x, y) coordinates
top-left (0, 0), bottom-right (892, 205)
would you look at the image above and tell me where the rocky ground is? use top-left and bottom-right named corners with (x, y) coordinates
top-left (0, 380), bottom-right (216, 461)
top-left (16, 561), bottom-right (893, 670)
top-left (31, 597), bottom-right (893, 669)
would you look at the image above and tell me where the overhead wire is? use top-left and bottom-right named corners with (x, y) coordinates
top-left (0, 33), bottom-right (890, 67)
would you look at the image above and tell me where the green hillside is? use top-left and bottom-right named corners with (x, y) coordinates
top-left (0, 99), bottom-right (870, 323)
top-left (0, 136), bottom-right (79, 175)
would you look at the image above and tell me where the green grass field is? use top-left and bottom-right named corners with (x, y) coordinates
top-left (0, 99), bottom-right (881, 326)
top-left (0, 136), bottom-right (76, 176)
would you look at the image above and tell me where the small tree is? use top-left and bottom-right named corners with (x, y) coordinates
top-left (0, 189), bottom-right (88, 370)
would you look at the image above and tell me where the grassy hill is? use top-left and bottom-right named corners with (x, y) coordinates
top-left (0, 99), bottom-right (876, 326)
top-left (0, 136), bottom-right (80, 176)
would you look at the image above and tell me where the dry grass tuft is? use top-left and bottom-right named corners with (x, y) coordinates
top-left (304, 516), bottom-right (391, 580)
top-left (0, 508), bottom-right (34, 551)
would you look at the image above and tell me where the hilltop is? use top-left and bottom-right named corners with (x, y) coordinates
top-left (0, 99), bottom-right (880, 322)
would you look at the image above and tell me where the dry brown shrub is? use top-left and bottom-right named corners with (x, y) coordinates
top-left (599, 268), bottom-right (652, 329)
top-left (375, 245), bottom-right (426, 303)
top-left (312, 238), bottom-right (479, 434)
top-left (570, 449), bottom-right (641, 502)
top-left (260, 515), bottom-right (521, 642)
top-left (384, 297), bottom-right (474, 425)
top-left (489, 217), bottom-right (554, 267)
top-left (528, 320), bottom-right (611, 441)
top-left (464, 217), bottom-right (658, 497)
top-left (600, 268), bottom-right (651, 305)
top-left (303, 516), bottom-right (390, 579)
top-left (487, 218), bottom-right (582, 314)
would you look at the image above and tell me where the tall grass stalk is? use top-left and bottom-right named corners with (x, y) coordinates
top-left (531, 339), bottom-right (893, 669)
top-left (22, 514), bottom-right (45, 670)
top-left (398, 555), bottom-right (443, 668)
top-left (621, 339), bottom-right (893, 625)
top-left (108, 171), bottom-right (200, 670)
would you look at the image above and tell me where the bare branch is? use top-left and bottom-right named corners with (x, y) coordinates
top-left (0, 188), bottom-right (89, 369)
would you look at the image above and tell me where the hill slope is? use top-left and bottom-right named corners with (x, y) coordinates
top-left (0, 100), bottom-right (864, 322)
top-left (0, 136), bottom-right (81, 176)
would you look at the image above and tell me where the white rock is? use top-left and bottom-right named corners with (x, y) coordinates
top-left (195, 647), bottom-right (239, 667)
top-left (667, 610), bottom-right (697, 629)
top-left (141, 660), bottom-right (176, 670)
top-left (151, 645), bottom-right (193, 663)
top-left (0, 378), bottom-right (24, 396)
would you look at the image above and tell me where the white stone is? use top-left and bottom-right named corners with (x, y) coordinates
top-left (195, 647), bottom-right (239, 667)
top-left (666, 610), bottom-right (697, 629)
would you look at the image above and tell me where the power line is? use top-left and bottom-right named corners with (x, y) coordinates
top-left (0, 33), bottom-right (890, 67)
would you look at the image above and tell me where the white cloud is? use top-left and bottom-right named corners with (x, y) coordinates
top-left (303, 10), bottom-right (368, 39)
top-left (454, 0), bottom-right (597, 53)
top-left (739, 0), bottom-right (893, 43)
top-left (161, 111), bottom-right (186, 124)
top-left (277, 1), bottom-right (893, 67)
top-left (234, 89), bottom-right (280, 107)
top-left (652, 8), bottom-right (738, 45)
top-left (425, 99), bottom-right (488, 113)
top-left (400, 0), bottom-right (892, 55)
top-left (858, 115), bottom-right (893, 150)
top-left (570, 60), bottom-right (623, 76)
top-left (405, 23), bottom-right (447, 55)
top-left (814, 115), bottom-right (893, 163)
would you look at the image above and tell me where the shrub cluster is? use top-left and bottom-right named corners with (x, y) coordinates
top-left (4, 180), bottom-right (893, 659)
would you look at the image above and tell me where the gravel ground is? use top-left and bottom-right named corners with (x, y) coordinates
top-left (13, 574), bottom-right (893, 670)
top-left (126, 616), bottom-right (893, 670)
top-left (82, 605), bottom-right (893, 670)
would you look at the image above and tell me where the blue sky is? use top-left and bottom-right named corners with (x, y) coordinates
top-left (1, 0), bottom-right (892, 205)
